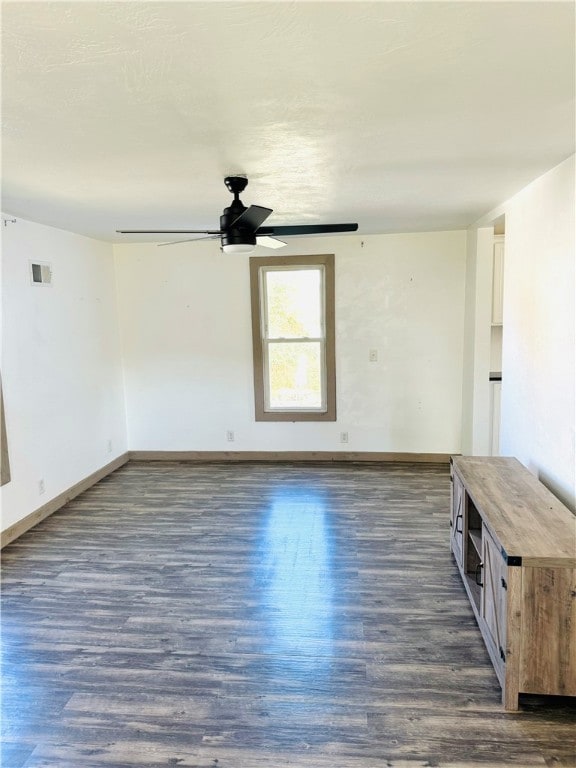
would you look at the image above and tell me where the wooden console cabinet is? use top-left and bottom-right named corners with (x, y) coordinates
top-left (450, 456), bottom-right (576, 710)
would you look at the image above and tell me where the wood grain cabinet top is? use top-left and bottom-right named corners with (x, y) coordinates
top-left (452, 456), bottom-right (576, 568)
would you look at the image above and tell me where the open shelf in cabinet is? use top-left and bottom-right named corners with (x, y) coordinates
top-left (468, 529), bottom-right (482, 556)
top-left (464, 499), bottom-right (482, 610)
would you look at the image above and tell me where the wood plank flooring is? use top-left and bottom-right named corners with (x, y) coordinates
top-left (2, 461), bottom-right (575, 768)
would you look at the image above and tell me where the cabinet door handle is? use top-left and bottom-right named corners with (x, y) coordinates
top-left (455, 514), bottom-right (463, 534)
top-left (475, 563), bottom-right (484, 587)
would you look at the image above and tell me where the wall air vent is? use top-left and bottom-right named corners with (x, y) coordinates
top-left (30, 262), bottom-right (52, 286)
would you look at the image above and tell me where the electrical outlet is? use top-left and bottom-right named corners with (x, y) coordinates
top-left (107, 439), bottom-right (113, 454)
top-left (340, 431), bottom-right (349, 443)
top-left (38, 479), bottom-right (45, 495)
top-left (226, 430), bottom-right (235, 442)
top-left (369, 349), bottom-right (378, 362)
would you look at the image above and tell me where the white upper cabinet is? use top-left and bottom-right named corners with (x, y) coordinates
top-left (492, 237), bottom-right (505, 325)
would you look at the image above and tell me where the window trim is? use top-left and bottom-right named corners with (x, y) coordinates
top-left (249, 253), bottom-right (336, 422)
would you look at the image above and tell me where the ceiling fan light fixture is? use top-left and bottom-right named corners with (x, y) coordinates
top-left (222, 242), bottom-right (255, 254)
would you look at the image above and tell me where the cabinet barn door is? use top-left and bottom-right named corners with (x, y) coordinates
top-left (450, 472), bottom-right (465, 568)
top-left (482, 526), bottom-right (507, 680)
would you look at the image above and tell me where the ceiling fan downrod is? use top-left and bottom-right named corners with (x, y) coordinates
top-left (221, 176), bottom-right (256, 250)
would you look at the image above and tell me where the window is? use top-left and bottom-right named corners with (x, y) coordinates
top-left (250, 254), bottom-right (336, 422)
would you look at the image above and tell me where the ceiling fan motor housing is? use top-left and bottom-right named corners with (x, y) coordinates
top-left (220, 201), bottom-right (256, 247)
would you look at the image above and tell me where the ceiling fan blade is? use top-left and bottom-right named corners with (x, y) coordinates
top-left (256, 235), bottom-right (286, 250)
top-left (116, 229), bottom-right (221, 234)
top-left (230, 205), bottom-right (272, 231)
top-left (158, 235), bottom-right (220, 247)
top-left (257, 223), bottom-right (358, 237)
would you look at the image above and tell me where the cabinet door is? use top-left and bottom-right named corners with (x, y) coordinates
top-left (489, 380), bottom-right (502, 456)
top-left (492, 241), bottom-right (504, 325)
top-left (481, 526), bottom-right (507, 679)
top-left (450, 471), bottom-right (465, 568)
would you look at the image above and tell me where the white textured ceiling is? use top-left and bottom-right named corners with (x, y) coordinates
top-left (2, 1), bottom-right (575, 242)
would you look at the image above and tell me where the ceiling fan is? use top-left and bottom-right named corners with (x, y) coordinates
top-left (117, 176), bottom-right (358, 253)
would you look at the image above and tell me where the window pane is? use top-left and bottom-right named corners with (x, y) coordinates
top-left (265, 269), bottom-right (322, 339)
top-left (267, 342), bottom-right (323, 409)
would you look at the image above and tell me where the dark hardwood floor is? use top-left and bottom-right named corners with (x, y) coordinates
top-left (1, 461), bottom-right (575, 768)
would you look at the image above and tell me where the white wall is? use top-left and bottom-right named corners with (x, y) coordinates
top-left (114, 231), bottom-right (466, 453)
top-left (1, 217), bottom-right (127, 532)
top-left (461, 226), bottom-right (494, 455)
top-left (500, 156), bottom-right (575, 508)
